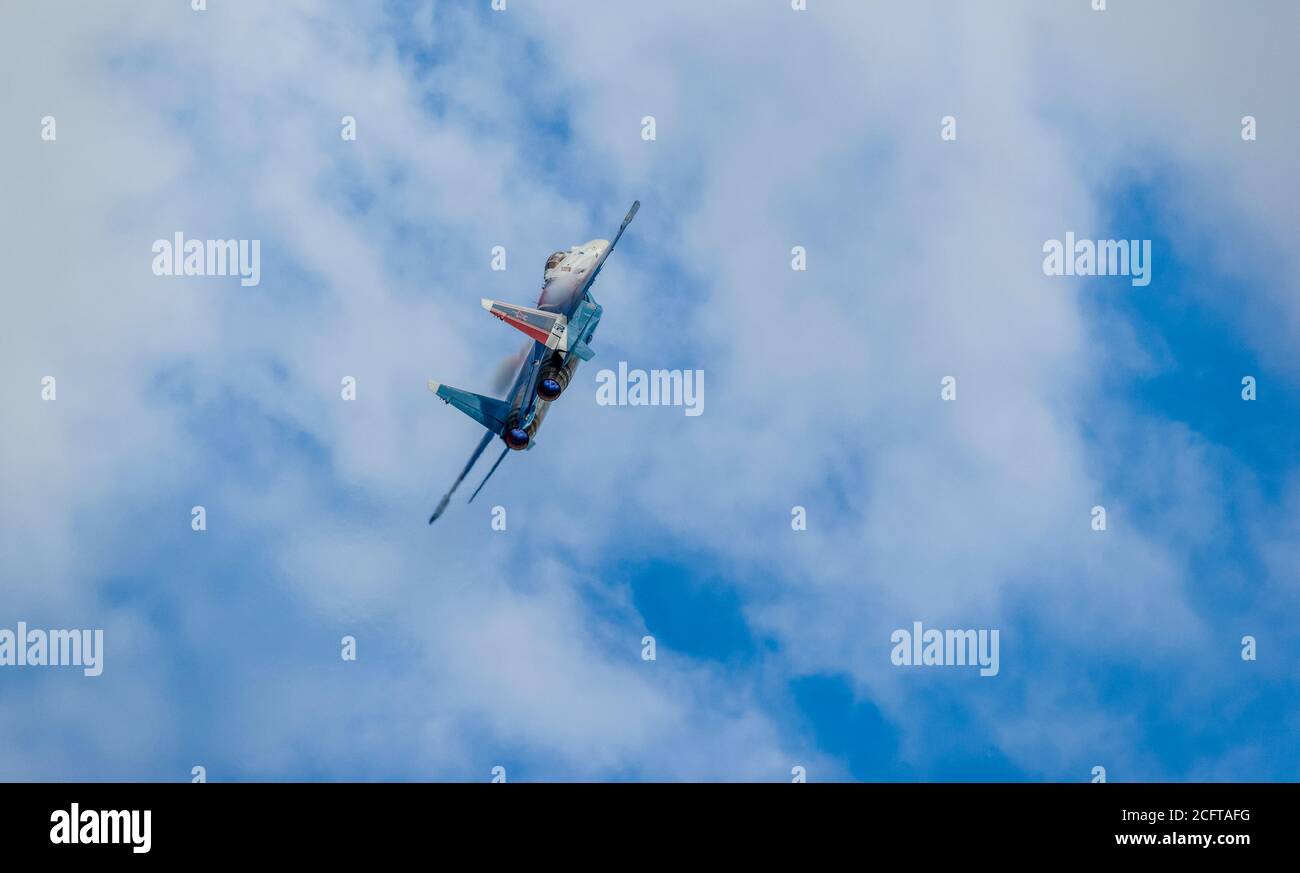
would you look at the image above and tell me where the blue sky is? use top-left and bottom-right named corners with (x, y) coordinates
top-left (1, 1), bottom-right (1297, 782)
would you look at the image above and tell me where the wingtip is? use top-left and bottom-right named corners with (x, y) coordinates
top-left (480, 298), bottom-right (494, 311)
top-left (427, 378), bottom-right (441, 394)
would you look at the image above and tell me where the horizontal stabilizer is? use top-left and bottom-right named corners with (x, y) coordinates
top-left (428, 379), bottom-right (512, 434)
top-left (482, 299), bottom-right (568, 351)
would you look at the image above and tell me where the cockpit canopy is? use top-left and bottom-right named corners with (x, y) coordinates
top-left (545, 251), bottom-right (566, 273)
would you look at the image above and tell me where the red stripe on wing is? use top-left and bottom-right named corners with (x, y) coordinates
top-left (490, 309), bottom-right (550, 344)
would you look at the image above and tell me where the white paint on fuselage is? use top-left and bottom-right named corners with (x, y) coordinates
top-left (538, 239), bottom-right (608, 308)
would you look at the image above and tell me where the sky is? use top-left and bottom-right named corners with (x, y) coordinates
top-left (0, 0), bottom-right (1296, 781)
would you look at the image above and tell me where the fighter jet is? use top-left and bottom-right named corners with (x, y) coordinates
top-left (426, 201), bottom-right (640, 523)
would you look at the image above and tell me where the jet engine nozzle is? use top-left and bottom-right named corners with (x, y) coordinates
top-left (537, 377), bottom-right (563, 401)
top-left (536, 360), bottom-right (572, 401)
top-left (504, 427), bottom-right (531, 451)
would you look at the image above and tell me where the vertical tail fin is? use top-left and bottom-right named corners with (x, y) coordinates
top-left (468, 446), bottom-right (510, 504)
top-left (428, 429), bottom-right (496, 524)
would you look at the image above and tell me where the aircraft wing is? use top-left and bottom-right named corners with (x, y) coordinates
top-left (428, 428), bottom-right (496, 524)
top-left (482, 298), bottom-right (569, 350)
top-left (578, 200), bottom-right (639, 297)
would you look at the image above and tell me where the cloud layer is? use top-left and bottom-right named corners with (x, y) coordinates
top-left (1, 0), bottom-right (1295, 781)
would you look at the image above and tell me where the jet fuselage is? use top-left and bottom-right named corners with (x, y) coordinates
top-left (425, 200), bottom-right (638, 524)
top-left (499, 240), bottom-right (609, 448)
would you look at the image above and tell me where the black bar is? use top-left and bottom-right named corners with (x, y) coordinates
top-left (0, 783), bottom-right (1286, 859)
